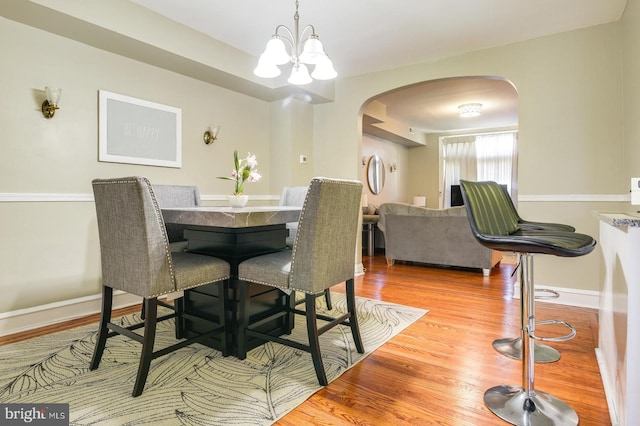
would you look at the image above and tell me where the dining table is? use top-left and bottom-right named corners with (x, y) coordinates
top-left (161, 205), bottom-right (301, 357)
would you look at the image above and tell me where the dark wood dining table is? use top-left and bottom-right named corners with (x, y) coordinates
top-left (161, 206), bottom-right (301, 356)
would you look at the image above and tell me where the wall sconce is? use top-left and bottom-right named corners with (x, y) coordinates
top-left (41, 86), bottom-right (61, 119)
top-left (203, 125), bottom-right (221, 144)
top-left (362, 156), bottom-right (368, 167)
top-left (389, 163), bottom-right (397, 173)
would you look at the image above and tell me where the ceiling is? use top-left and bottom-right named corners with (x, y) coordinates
top-left (130, 0), bottom-right (627, 133)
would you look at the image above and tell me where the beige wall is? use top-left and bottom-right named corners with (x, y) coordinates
top-left (361, 134), bottom-right (410, 208)
top-left (315, 22), bottom-right (625, 293)
top-left (624, 0), bottom-right (640, 182)
top-left (1, 1), bottom-right (637, 317)
top-left (0, 16), bottom-right (273, 312)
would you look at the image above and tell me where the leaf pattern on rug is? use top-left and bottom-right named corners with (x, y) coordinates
top-left (0, 294), bottom-right (427, 425)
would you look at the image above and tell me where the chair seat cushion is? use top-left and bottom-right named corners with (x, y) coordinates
top-left (171, 252), bottom-right (230, 292)
top-left (479, 230), bottom-right (596, 257)
top-left (518, 220), bottom-right (576, 232)
top-left (238, 249), bottom-right (292, 292)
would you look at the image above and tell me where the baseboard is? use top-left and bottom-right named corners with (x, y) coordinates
top-left (512, 282), bottom-right (600, 309)
top-left (0, 291), bottom-right (142, 337)
top-left (595, 348), bottom-right (620, 426)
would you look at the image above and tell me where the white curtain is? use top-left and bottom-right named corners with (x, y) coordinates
top-left (442, 136), bottom-right (477, 207)
top-left (442, 131), bottom-right (518, 207)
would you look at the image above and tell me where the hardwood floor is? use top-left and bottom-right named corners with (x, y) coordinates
top-left (0, 254), bottom-right (610, 425)
top-left (278, 254), bottom-right (610, 426)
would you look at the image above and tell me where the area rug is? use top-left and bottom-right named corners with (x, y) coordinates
top-left (0, 294), bottom-right (427, 425)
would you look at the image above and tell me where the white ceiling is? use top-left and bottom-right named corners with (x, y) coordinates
top-left (130, 0), bottom-right (627, 133)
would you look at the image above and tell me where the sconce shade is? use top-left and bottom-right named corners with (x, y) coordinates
top-left (42, 86), bottom-right (61, 119)
top-left (46, 87), bottom-right (62, 105)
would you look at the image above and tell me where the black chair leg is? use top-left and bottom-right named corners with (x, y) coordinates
top-left (237, 280), bottom-right (249, 360)
top-left (306, 294), bottom-right (328, 386)
top-left (90, 286), bottom-right (113, 370)
top-left (132, 297), bottom-right (158, 397)
top-left (174, 296), bottom-right (184, 339)
top-left (346, 279), bottom-right (364, 354)
top-left (324, 289), bottom-right (332, 310)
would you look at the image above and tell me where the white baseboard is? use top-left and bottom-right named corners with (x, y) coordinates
top-left (0, 291), bottom-right (142, 337)
top-left (512, 282), bottom-right (600, 309)
top-left (595, 348), bottom-right (620, 426)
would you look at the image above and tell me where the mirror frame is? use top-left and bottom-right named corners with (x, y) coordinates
top-left (367, 155), bottom-right (386, 194)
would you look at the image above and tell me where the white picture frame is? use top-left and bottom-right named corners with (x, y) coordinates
top-left (98, 90), bottom-right (182, 168)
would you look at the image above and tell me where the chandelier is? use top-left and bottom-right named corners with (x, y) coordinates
top-left (253, 0), bottom-right (337, 85)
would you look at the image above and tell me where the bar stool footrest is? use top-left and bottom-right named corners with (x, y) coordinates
top-left (534, 288), bottom-right (560, 299)
top-left (528, 319), bottom-right (576, 343)
top-left (492, 337), bottom-right (561, 363)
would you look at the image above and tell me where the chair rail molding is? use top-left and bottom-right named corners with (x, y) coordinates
top-left (0, 193), bottom-right (280, 202)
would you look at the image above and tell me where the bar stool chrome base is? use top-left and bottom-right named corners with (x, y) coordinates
top-left (493, 337), bottom-right (560, 363)
top-left (484, 385), bottom-right (578, 426)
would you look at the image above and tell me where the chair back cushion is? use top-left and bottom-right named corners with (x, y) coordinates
top-left (279, 186), bottom-right (309, 246)
top-left (152, 184), bottom-right (202, 208)
top-left (152, 184), bottom-right (202, 244)
top-left (290, 178), bottom-right (362, 294)
top-left (459, 180), bottom-right (520, 236)
top-left (279, 186), bottom-right (308, 207)
top-left (92, 177), bottom-right (176, 298)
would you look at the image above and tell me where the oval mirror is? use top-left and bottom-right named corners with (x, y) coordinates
top-left (367, 155), bottom-right (385, 194)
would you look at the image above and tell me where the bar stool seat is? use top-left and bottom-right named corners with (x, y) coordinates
top-left (460, 180), bottom-right (596, 426)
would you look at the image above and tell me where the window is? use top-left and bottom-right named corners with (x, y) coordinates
top-left (441, 131), bottom-right (518, 207)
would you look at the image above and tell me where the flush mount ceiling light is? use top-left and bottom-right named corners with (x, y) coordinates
top-left (253, 0), bottom-right (337, 85)
top-left (458, 103), bottom-right (482, 118)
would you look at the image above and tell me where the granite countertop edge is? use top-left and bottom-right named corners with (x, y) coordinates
top-left (594, 211), bottom-right (640, 227)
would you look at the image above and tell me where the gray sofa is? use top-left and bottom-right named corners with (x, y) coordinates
top-left (378, 203), bottom-right (502, 275)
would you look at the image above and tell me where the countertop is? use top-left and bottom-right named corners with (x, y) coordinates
top-left (594, 211), bottom-right (640, 227)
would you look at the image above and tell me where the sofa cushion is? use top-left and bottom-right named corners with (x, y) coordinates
top-left (377, 203), bottom-right (467, 233)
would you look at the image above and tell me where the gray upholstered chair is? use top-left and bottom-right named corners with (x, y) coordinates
top-left (152, 184), bottom-right (202, 252)
top-left (238, 177), bottom-right (364, 385)
top-left (460, 179), bottom-right (596, 425)
top-left (279, 185), bottom-right (333, 309)
top-left (90, 177), bottom-right (230, 397)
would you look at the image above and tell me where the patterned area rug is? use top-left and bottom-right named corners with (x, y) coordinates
top-left (0, 294), bottom-right (427, 425)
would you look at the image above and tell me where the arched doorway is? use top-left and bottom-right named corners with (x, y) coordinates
top-left (360, 76), bottom-right (519, 209)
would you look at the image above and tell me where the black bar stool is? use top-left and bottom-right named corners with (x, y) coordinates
top-left (460, 180), bottom-right (596, 425)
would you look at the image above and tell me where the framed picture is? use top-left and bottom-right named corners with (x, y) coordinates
top-left (98, 90), bottom-right (182, 168)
